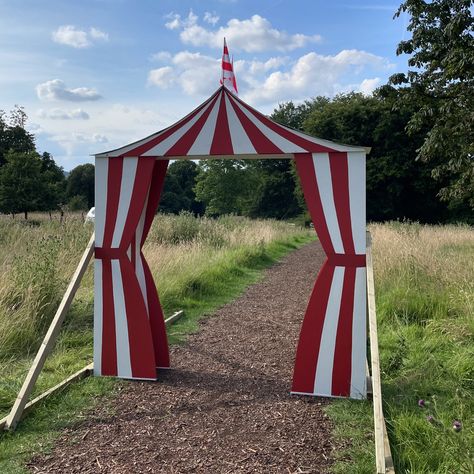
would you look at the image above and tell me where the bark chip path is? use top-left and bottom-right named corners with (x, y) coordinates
top-left (30, 241), bottom-right (339, 473)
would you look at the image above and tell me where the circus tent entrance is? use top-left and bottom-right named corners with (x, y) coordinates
top-left (94, 85), bottom-right (368, 400)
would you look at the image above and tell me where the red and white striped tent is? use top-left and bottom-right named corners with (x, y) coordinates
top-left (94, 85), bottom-right (368, 399)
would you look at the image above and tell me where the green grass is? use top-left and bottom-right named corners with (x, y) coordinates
top-left (326, 223), bottom-right (474, 473)
top-left (0, 213), bottom-right (313, 472)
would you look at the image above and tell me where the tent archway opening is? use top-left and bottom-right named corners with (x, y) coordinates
top-left (94, 86), bottom-right (368, 399)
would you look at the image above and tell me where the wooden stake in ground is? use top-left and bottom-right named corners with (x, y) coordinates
top-left (5, 233), bottom-right (95, 431)
top-left (366, 231), bottom-right (395, 474)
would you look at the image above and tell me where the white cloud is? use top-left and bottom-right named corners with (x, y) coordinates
top-left (148, 67), bottom-right (175, 88)
top-left (52, 25), bottom-right (109, 48)
top-left (147, 48), bottom-right (392, 106)
top-left (167, 12), bottom-right (321, 52)
top-left (150, 51), bottom-right (172, 62)
top-left (165, 11), bottom-right (198, 30)
top-left (243, 50), bottom-right (391, 104)
top-left (37, 108), bottom-right (90, 120)
top-left (359, 77), bottom-right (382, 95)
top-left (36, 79), bottom-right (102, 102)
top-left (89, 27), bottom-right (109, 41)
top-left (204, 12), bottom-right (219, 25)
top-left (148, 51), bottom-right (220, 96)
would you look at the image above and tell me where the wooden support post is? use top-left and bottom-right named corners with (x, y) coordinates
top-left (366, 231), bottom-right (395, 474)
top-left (4, 233), bottom-right (95, 431)
top-left (165, 310), bottom-right (184, 326)
top-left (1, 308), bottom-right (184, 431)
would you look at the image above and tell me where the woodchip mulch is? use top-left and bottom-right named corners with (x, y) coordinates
top-left (29, 241), bottom-right (342, 473)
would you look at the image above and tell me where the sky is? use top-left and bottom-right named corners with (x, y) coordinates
top-left (0, 0), bottom-right (409, 170)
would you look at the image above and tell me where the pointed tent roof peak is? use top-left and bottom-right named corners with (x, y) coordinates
top-left (95, 86), bottom-right (369, 159)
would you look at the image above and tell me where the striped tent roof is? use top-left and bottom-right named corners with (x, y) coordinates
top-left (96, 86), bottom-right (367, 159)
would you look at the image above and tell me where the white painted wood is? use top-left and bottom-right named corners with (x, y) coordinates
top-left (5, 233), bottom-right (95, 430)
top-left (187, 97), bottom-right (220, 155)
top-left (111, 259), bottom-right (132, 378)
top-left (347, 151), bottom-right (366, 254)
top-left (350, 267), bottom-right (367, 399)
top-left (313, 153), bottom-right (344, 253)
top-left (224, 94), bottom-right (257, 154)
top-left (313, 266), bottom-right (344, 395)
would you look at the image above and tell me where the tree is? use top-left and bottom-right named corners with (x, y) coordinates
top-left (160, 161), bottom-right (204, 215)
top-left (391, 0), bottom-right (474, 210)
top-left (66, 164), bottom-right (95, 209)
top-left (194, 160), bottom-right (258, 216)
top-left (0, 151), bottom-right (45, 219)
top-left (40, 152), bottom-right (66, 215)
top-left (0, 106), bottom-right (35, 166)
top-left (303, 90), bottom-right (452, 223)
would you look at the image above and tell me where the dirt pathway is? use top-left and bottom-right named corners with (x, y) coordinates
top-left (30, 241), bottom-right (338, 473)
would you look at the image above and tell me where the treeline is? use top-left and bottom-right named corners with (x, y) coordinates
top-left (0, 106), bottom-right (94, 219)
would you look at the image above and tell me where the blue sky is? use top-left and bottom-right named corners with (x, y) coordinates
top-left (0, 0), bottom-right (409, 170)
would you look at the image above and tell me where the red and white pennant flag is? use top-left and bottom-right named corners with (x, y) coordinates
top-left (220, 37), bottom-right (238, 95)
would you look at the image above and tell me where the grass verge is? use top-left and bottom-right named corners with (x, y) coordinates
top-left (326, 222), bottom-right (474, 473)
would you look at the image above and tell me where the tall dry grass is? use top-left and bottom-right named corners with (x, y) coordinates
top-left (370, 222), bottom-right (474, 473)
top-left (0, 212), bottom-right (311, 416)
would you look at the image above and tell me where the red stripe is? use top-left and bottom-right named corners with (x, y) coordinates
top-left (331, 266), bottom-right (356, 396)
top-left (228, 96), bottom-right (283, 154)
top-left (142, 254), bottom-right (170, 368)
top-left (295, 154), bottom-right (334, 254)
top-left (222, 61), bottom-right (233, 71)
top-left (210, 93), bottom-right (234, 155)
top-left (328, 254), bottom-right (366, 267)
top-left (142, 161), bottom-right (168, 245)
top-left (292, 260), bottom-right (334, 393)
top-left (119, 158), bottom-right (155, 249)
top-left (130, 234), bottom-right (136, 269)
top-left (102, 157), bottom-right (123, 248)
top-left (329, 152), bottom-right (355, 255)
top-left (120, 258), bottom-right (157, 379)
top-left (123, 88), bottom-right (222, 157)
top-left (228, 91), bottom-right (336, 153)
top-left (101, 259), bottom-right (117, 376)
top-left (165, 93), bottom-right (221, 156)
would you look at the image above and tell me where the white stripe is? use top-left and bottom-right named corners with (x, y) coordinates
top-left (143, 98), bottom-right (215, 156)
top-left (312, 153), bottom-right (344, 253)
top-left (105, 131), bottom-right (165, 157)
top-left (278, 124), bottom-right (366, 152)
top-left (93, 259), bottom-right (103, 375)
top-left (111, 260), bottom-right (132, 378)
top-left (350, 267), bottom-right (367, 399)
top-left (347, 151), bottom-right (366, 254)
top-left (233, 100), bottom-right (307, 153)
top-left (94, 158), bottom-right (108, 247)
top-left (112, 157), bottom-right (138, 248)
top-left (313, 266), bottom-right (345, 395)
top-left (187, 96), bottom-right (221, 155)
top-left (135, 195), bottom-right (149, 313)
top-left (224, 94), bottom-right (256, 154)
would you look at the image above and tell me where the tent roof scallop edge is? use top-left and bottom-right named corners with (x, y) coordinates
top-left (95, 86), bottom-right (370, 159)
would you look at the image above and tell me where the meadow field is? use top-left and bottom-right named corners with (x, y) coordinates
top-left (0, 215), bottom-right (472, 473)
top-left (0, 212), bottom-right (312, 472)
top-left (328, 222), bottom-right (474, 473)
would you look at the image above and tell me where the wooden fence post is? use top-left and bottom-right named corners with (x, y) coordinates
top-left (366, 231), bottom-right (395, 474)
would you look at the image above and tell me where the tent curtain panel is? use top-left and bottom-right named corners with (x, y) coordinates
top-left (94, 157), bottom-right (169, 380)
top-left (292, 152), bottom-right (367, 399)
